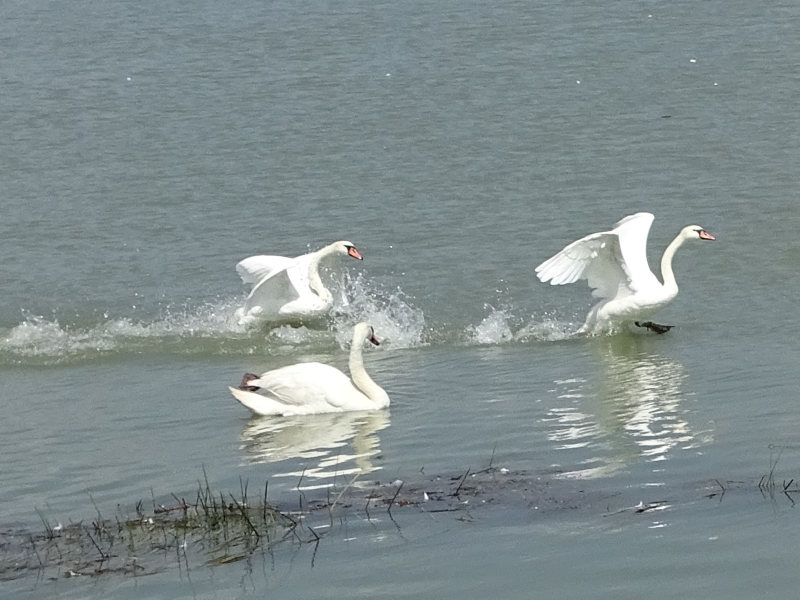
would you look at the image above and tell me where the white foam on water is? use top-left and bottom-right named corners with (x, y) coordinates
top-left (0, 299), bottom-right (247, 362)
top-left (2, 315), bottom-right (117, 358)
top-left (464, 305), bottom-right (578, 346)
top-left (0, 275), bottom-right (589, 364)
top-left (514, 316), bottom-right (577, 342)
top-left (328, 271), bottom-right (426, 350)
top-left (0, 272), bottom-right (428, 363)
top-left (467, 306), bottom-right (514, 345)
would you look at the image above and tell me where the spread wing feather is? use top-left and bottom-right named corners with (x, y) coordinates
top-left (610, 213), bottom-right (660, 290)
top-left (536, 212), bottom-right (661, 300)
top-left (536, 232), bottom-right (629, 299)
top-left (236, 255), bottom-right (294, 286)
top-left (285, 251), bottom-right (315, 296)
top-left (237, 251), bottom-right (319, 318)
top-left (240, 267), bottom-right (300, 317)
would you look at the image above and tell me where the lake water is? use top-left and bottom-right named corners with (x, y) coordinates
top-left (3, 0), bottom-right (800, 597)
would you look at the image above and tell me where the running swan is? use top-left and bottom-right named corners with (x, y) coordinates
top-left (229, 322), bottom-right (390, 416)
top-left (235, 241), bottom-right (363, 325)
top-left (535, 213), bottom-right (715, 334)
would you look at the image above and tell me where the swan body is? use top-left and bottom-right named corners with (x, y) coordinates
top-left (229, 322), bottom-right (390, 416)
top-left (535, 213), bottom-right (715, 334)
top-left (235, 241), bottom-right (363, 326)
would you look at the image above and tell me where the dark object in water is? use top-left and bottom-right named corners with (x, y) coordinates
top-left (239, 373), bottom-right (261, 392)
top-left (635, 321), bottom-right (674, 334)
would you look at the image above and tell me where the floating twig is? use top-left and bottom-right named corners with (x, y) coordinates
top-left (453, 469), bottom-right (471, 497)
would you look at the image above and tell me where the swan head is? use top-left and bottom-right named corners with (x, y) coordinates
top-left (354, 322), bottom-right (380, 346)
top-left (682, 226), bottom-right (716, 241)
top-left (330, 241), bottom-right (363, 260)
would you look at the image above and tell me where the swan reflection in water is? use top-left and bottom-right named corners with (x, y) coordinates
top-left (239, 410), bottom-right (390, 490)
top-left (545, 335), bottom-right (712, 479)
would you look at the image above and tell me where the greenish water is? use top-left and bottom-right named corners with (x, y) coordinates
top-left (2, 0), bottom-right (800, 597)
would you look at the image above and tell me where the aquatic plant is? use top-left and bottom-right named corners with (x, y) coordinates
top-left (2, 457), bottom-right (798, 583)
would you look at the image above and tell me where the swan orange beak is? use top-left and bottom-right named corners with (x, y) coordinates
top-left (347, 246), bottom-right (363, 260)
top-left (699, 230), bottom-right (716, 241)
top-left (369, 333), bottom-right (380, 346)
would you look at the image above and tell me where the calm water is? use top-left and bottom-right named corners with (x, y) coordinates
top-left (3, 0), bottom-right (800, 597)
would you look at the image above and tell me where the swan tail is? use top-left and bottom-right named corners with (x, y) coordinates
top-left (239, 372), bottom-right (261, 392)
top-left (229, 386), bottom-right (287, 416)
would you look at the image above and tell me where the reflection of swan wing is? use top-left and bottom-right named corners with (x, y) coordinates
top-left (597, 337), bottom-right (701, 460)
top-left (240, 410), bottom-right (390, 465)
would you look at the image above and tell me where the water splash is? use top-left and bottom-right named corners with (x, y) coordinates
top-left (0, 300), bottom-right (247, 364)
top-left (329, 271), bottom-right (426, 350)
top-left (465, 305), bottom-right (577, 345)
top-left (467, 306), bottom-right (514, 345)
top-left (2, 315), bottom-right (117, 358)
top-left (0, 274), bottom-right (593, 365)
top-left (0, 271), bottom-right (427, 364)
top-left (514, 316), bottom-right (576, 342)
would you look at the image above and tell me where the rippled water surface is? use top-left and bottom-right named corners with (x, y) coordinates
top-left (3, 0), bottom-right (800, 597)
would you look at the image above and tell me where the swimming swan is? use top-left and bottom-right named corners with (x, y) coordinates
top-left (229, 322), bottom-right (390, 416)
top-left (535, 213), bottom-right (715, 334)
top-left (235, 241), bottom-right (363, 325)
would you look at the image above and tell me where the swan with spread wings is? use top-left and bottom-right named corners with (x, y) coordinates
top-left (235, 240), bottom-right (363, 326)
top-left (536, 213), bottom-right (715, 335)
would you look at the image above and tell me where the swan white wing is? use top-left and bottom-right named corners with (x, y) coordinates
top-left (536, 231), bottom-right (631, 299)
top-left (236, 255), bottom-right (294, 286)
top-left (284, 251), bottom-right (316, 297)
top-left (240, 267), bottom-right (300, 318)
top-left (610, 213), bottom-right (660, 290)
top-left (252, 363), bottom-right (364, 409)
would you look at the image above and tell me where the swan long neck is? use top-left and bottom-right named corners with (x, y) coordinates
top-left (307, 252), bottom-right (332, 303)
top-left (349, 339), bottom-right (389, 406)
top-left (659, 232), bottom-right (687, 293)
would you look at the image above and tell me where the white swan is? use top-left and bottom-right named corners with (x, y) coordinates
top-left (234, 241), bottom-right (363, 325)
top-left (535, 213), bottom-right (715, 334)
top-left (229, 322), bottom-right (390, 416)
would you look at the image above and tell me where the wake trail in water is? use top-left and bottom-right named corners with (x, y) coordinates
top-left (0, 277), bottom-right (581, 366)
top-left (0, 299), bottom-right (246, 364)
top-left (0, 272), bottom-right (428, 365)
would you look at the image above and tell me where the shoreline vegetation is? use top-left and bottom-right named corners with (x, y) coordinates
top-left (1, 459), bottom-right (797, 583)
